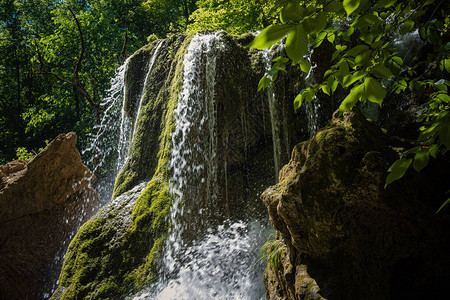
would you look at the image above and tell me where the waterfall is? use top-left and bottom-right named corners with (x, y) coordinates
top-left (128, 41), bottom-right (164, 157)
top-left (303, 49), bottom-right (321, 137)
top-left (83, 58), bottom-right (131, 202)
top-left (165, 32), bottom-right (222, 273)
top-left (262, 49), bottom-right (282, 181)
top-left (132, 32), bottom-right (271, 300)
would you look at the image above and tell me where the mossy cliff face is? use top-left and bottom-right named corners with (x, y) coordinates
top-left (262, 111), bottom-right (450, 300)
top-left (52, 31), bottom-right (315, 299)
top-left (113, 35), bottom-right (188, 198)
top-left (51, 35), bottom-right (191, 299)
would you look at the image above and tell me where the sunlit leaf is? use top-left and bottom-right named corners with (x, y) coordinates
top-left (364, 77), bottom-right (386, 106)
top-left (327, 33), bottom-right (336, 43)
top-left (385, 158), bottom-right (412, 187)
top-left (294, 93), bottom-right (303, 111)
top-left (258, 76), bottom-right (271, 91)
top-left (281, 3), bottom-right (305, 23)
top-left (321, 84), bottom-right (331, 95)
top-left (247, 24), bottom-right (292, 49)
top-left (286, 24), bottom-right (308, 64)
top-left (300, 59), bottom-right (311, 73)
top-left (343, 0), bottom-right (360, 16)
top-left (339, 84), bottom-right (362, 112)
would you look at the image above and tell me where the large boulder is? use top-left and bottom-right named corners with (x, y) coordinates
top-left (262, 111), bottom-right (450, 300)
top-left (0, 132), bottom-right (99, 299)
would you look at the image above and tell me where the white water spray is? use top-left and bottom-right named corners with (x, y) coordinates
top-left (83, 58), bottom-right (131, 201)
top-left (262, 49), bottom-right (282, 181)
top-left (133, 32), bottom-right (271, 300)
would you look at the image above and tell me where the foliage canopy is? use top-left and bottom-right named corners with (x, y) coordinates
top-left (249, 0), bottom-right (449, 210)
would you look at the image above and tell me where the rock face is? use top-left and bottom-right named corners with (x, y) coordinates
top-left (51, 31), bottom-right (340, 299)
top-left (262, 111), bottom-right (450, 300)
top-left (0, 132), bottom-right (99, 300)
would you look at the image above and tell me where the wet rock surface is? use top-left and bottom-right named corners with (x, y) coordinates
top-left (0, 132), bottom-right (99, 299)
top-left (262, 111), bottom-right (450, 300)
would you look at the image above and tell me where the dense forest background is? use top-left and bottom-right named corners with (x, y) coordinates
top-left (1, 0), bottom-right (448, 175)
top-left (0, 0), bottom-right (282, 164)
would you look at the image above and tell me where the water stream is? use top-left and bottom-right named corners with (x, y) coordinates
top-left (83, 58), bottom-right (131, 202)
top-left (128, 41), bottom-right (164, 157)
top-left (132, 32), bottom-right (273, 300)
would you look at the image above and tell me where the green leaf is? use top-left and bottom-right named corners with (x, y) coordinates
top-left (343, 0), bottom-right (360, 16)
top-left (339, 60), bottom-right (350, 77)
top-left (300, 59), bottom-right (311, 73)
top-left (437, 93), bottom-right (450, 103)
top-left (314, 12), bottom-right (328, 34)
top-left (324, 1), bottom-right (343, 12)
top-left (385, 158), bottom-right (412, 187)
top-left (327, 33), bottom-right (336, 43)
top-left (286, 24), bottom-right (308, 64)
top-left (375, 0), bottom-right (397, 8)
top-left (343, 70), bottom-right (367, 87)
top-left (313, 31), bottom-right (327, 48)
top-left (339, 84), bottom-right (362, 112)
top-left (361, 32), bottom-right (374, 44)
top-left (394, 79), bottom-right (408, 94)
top-left (336, 44), bottom-right (348, 51)
top-left (371, 64), bottom-right (393, 78)
top-left (346, 45), bottom-right (369, 57)
top-left (436, 197), bottom-right (450, 213)
top-left (364, 77), bottom-right (386, 106)
top-left (444, 58), bottom-right (450, 73)
top-left (400, 20), bottom-right (415, 35)
top-left (413, 151), bottom-right (430, 172)
top-left (321, 84), bottom-right (331, 95)
top-left (294, 93), bottom-right (303, 111)
top-left (429, 144), bottom-right (439, 158)
top-left (258, 75), bottom-right (271, 91)
top-left (272, 56), bottom-right (289, 63)
top-left (354, 49), bottom-right (371, 66)
top-left (247, 24), bottom-right (292, 49)
top-left (280, 3), bottom-right (305, 23)
top-left (331, 76), bottom-right (339, 92)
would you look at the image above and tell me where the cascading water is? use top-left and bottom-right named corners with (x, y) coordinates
top-left (132, 32), bottom-right (273, 300)
top-left (128, 41), bottom-right (164, 156)
top-left (84, 42), bottom-right (164, 203)
top-left (262, 49), bottom-right (282, 180)
top-left (83, 58), bottom-right (131, 202)
top-left (303, 49), bottom-right (321, 137)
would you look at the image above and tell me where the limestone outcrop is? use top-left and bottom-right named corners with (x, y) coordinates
top-left (262, 111), bottom-right (450, 299)
top-left (0, 132), bottom-right (99, 299)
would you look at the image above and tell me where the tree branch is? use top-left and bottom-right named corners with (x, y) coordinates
top-left (33, 7), bottom-right (101, 123)
top-left (67, 6), bottom-right (85, 85)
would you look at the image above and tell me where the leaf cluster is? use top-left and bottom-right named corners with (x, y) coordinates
top-left (248, 0), bottom-right (449, 211)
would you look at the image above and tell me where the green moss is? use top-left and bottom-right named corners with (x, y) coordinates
top-left (53, 34), bottom-right (197, 300)
top-left (112, 33), bottom-right (193, 199)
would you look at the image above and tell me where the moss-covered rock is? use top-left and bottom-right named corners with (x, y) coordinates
top-left (262, 111), bottom-right (450, 299)
top-left (52, 30), bottom-right (338, 299)
top-left (113, 34), bottom-right (189, 198)
top-left (51, 34), bottom-right (194, 299)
